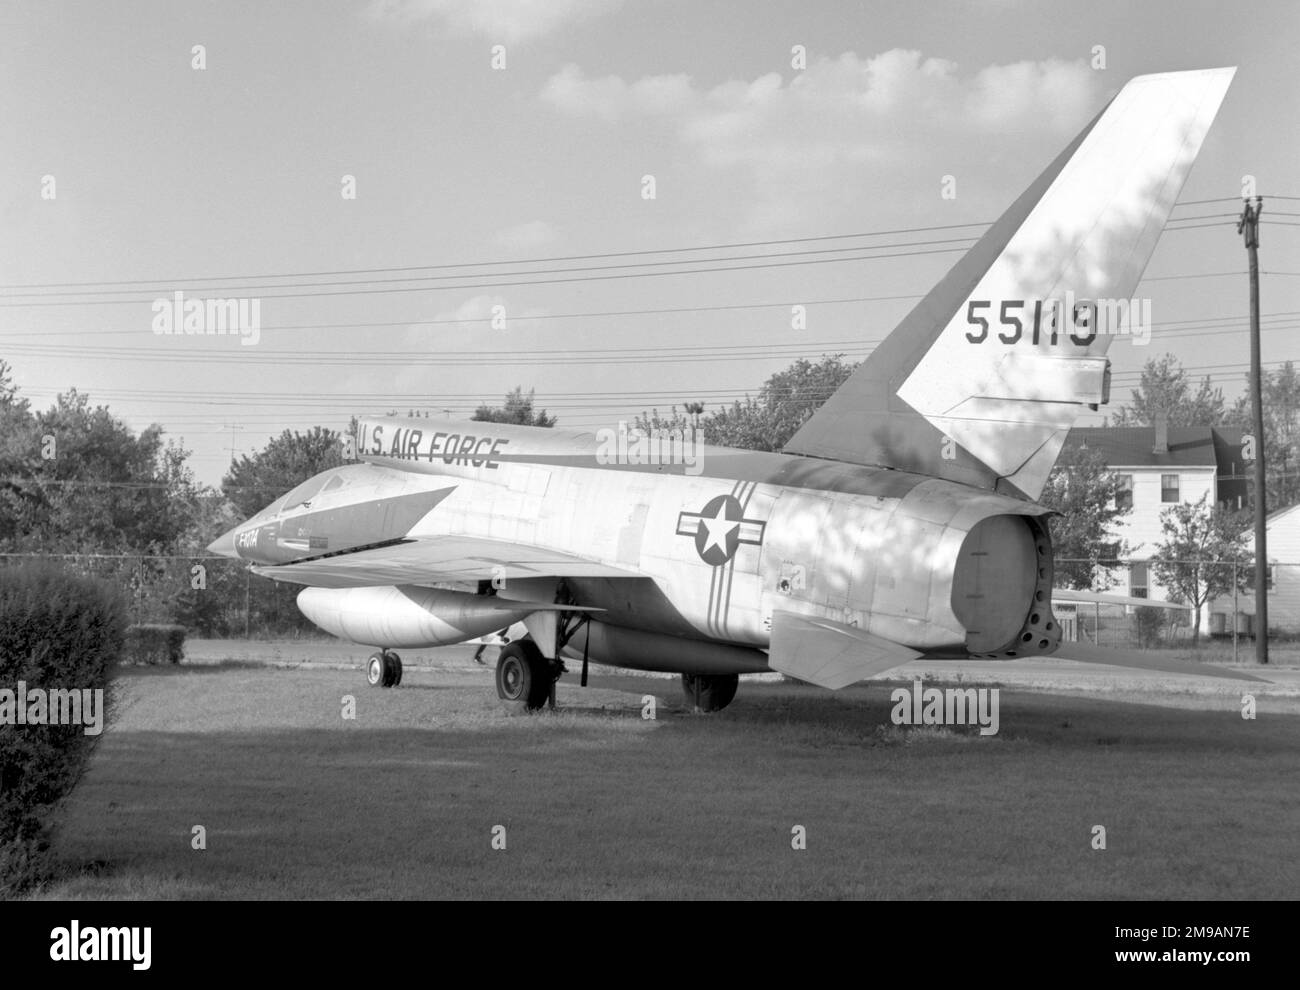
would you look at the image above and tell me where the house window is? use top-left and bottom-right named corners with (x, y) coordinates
top-left (1130, 561), bottom-right (1149, 599)
top-left (1161, 473), bottom-right (1180, 502)
top-left (1115, 474), bottom-right (1134, 510)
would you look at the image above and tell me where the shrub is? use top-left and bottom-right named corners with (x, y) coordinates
top-left (124, 624), bottom-right (186, 665)
top-left (0, 562), bottom-right (125, 895)
top-left (1135, 606), bottom-right (1164, 648)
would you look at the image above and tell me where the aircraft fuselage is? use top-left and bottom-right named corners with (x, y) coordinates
top-left (219, 417), bottom-right (1060, 668)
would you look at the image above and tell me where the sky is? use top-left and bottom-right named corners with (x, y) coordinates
top-left (3, 0), bottom-right (1298, 487)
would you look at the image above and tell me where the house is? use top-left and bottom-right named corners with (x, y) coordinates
top-left (1060, 421), bottom-right (1246, 635)
top-left (1212, 503), bottom-right (1300, 635)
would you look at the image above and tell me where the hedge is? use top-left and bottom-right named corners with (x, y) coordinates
top-left (0, 562), bottom-right (125, 895)
top-left (124, 624), bottom-right (186, 665)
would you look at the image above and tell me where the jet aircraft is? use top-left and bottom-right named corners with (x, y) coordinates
top-left (209, 68), bottom-right (1259, 711)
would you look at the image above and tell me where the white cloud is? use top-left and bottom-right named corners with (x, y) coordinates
top-left (540, 51), bottom-right (1105, 231)
top-left (494, 220), bottom-right (560, 252)
top-left (541, 64), bottom-right (693, 122)
top-left (365, 0), bottom-right (623, 44)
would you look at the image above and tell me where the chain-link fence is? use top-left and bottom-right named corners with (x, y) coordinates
top-left (1053, 557), bottom-right (1295, 653)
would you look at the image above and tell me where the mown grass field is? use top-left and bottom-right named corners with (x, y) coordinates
top-left (26, 652), bottom-right (1300, 900)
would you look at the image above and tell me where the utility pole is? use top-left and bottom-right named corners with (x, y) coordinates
top-left (223, 423), bottom-right (244, 465)
top-left (1238, 196), bottom-right (1268, 664)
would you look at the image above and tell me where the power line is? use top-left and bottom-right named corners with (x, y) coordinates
top-left (0, 198), bottom-right (1249, 292)
top-left (5, 309), bottom-right (1298, 366)
top-left (13, 357), bottom-right (1297, 411)
top-left (0, 263), bottom-right (1265, 315)
top-left (0, 244), bottom-right (983, 307)
top-left (0, 234), bottom-right (989, 301)
top-left (0, 221), bottom-right (998, 291)
top-left (9, 294), bottom-right (1297, 342)
top-left (0, 205), bottom-right (1276, 307)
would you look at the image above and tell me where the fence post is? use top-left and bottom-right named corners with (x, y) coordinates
top-left (1233, 561), bottom-right (1238, 665)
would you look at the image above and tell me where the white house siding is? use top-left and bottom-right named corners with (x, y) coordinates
top-left (1107, 466), bottom-right (1217, 559)
top-left (1217, 505), bottom-right (1300, 635)
top-left (1089, 466), bottom-right (1218, 635)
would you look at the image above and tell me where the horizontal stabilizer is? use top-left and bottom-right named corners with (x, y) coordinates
top-left (1053, 589), bottom-right (1192, 610)
top-left (768, 611), bottom-right (920, 689)
top-left (1052, 641), bottom-right (1265, 682)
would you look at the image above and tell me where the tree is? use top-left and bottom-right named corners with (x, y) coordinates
top-left (1150, 495), bottom-right (1250, 644)
top-left (1, 387), bottom-right (198, 554)
top-left (718, 355), bottom-right (857, 451)
top-left (1109, 354), bottom-right (1227, 427)
top-left (472, 387), bottom-right (556, 427)
top-left (1227, 361), bottom-right (1300, 513)
top-left (634, 356), bottom-right (857, 453)
top-left (0, 360), bottom-right (40, 547)
top-left (1038, 442), bottom-right (1131, 589)
top-left (221, 426), bottom-right (346, 520)
top-left (633, 405), bottom-right (694, 438)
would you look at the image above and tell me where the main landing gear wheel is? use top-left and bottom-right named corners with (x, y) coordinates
top-left (367, 650), bottom-right (402, 689)
top-left (496, 640), bottom-right (552, 711)
top-left (681, 673), bottom-right (739, 712)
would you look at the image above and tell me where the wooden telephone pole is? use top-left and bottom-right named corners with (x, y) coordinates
top-left (1238, 196), bottom-right (1268, 664)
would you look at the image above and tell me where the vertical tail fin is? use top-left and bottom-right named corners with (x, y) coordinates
top-left (783, 67), bottom-right (1236, 500)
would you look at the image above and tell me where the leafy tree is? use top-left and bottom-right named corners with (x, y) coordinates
top-left (472, 387), bottom-right (556, 427)
top-left (221, 426), bottom-right (346, 520)
top-left (0, 359), bottom-right (23, 408)
top-left (1, 387), bottom-right (197, 554)
top-left (1109, 354), bottom-right (1227, 427)
top-left (721, 355), bottom-right (856, 452)
top-left (633, 405), bottom-right (694, 439)
top-left (1150, 495), bottom-right (1250, 644)
top-left (1227, 361), bottom-right (1300, 512)
top-left (1038, 442), bottom-right (1131, 589)
top-left (635, 356), bottom-right (857, 453)
top-left (0, 360), bottom-right (40, 547)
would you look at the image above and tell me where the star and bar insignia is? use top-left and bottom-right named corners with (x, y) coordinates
top-left (676, 493), bottom-right (766, 566)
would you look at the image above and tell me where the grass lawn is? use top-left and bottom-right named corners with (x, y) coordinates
top-left (25, 659), bottom-right (1300, 899)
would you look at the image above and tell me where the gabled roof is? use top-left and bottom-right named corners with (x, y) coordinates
top-left (1265, 502), bottom-right (1300, 527)
top-left (1065, 426), bottom-right (1243, 469)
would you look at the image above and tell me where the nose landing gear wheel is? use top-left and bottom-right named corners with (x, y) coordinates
top-left (367, 650), bottom-right (402, 688)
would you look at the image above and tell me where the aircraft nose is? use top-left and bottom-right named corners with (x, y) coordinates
top-left (207, 527), bottom-right (239, 558)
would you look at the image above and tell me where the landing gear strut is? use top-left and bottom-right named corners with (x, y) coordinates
top-left (681, 673), bottom-right (738, 712)
top-left (367, 650), bottom-right (402, 688)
